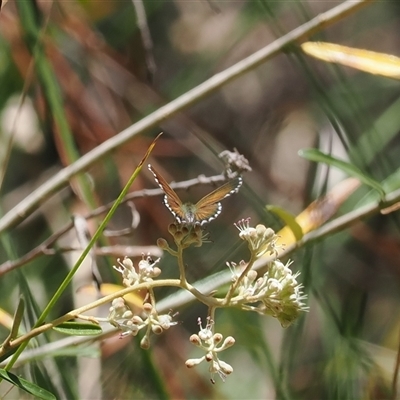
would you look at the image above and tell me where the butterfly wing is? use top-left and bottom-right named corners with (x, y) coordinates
top-left (148, 164), bottom-right (186, 221)
top-left (194, 177), bottom-right (243, 224)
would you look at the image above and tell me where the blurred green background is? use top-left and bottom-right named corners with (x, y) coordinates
top-left (0, 0), bottom-right (400, 398)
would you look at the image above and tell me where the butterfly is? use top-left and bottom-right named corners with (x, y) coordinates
top-left (148, 164), bottom-right (242, 225)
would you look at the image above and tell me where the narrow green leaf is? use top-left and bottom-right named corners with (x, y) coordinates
top-left (266, 205), bottom-right (304, 241)
top-left (0, 368), bottom-right (56, 400)
top-left (53, 322), bottom-right (102, 336)
top-left (299, 148), bottom-right (385, 198)
top-left (356, 167), bottom-right (400, 207)
top-left (5, 134), bottom-right (161, 370)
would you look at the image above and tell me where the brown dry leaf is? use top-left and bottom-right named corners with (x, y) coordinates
top-left (276, 177), bottom-right (361, 247)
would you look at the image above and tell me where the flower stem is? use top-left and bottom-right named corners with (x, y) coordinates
top-left (223, 254), bottom-right (257, 305)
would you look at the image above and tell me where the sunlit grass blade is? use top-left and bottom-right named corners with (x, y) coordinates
top-left (301, 41), bottom-right (400, 79)
top-left (299, 148), bottom-right (385, 198)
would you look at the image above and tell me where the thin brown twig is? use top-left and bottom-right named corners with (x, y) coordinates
top-left (0, 173), bottom-right (228, 277)
top-left (0, 0), bottom-right (375, 234)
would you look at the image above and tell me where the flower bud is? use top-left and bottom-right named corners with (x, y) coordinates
top-left (189, 334), bottom-right (201, 346)
top-left (219, 360), bottom-right (233, 375)
top-left (122, 310), bottom-right (133, 319)
top-left (152, 267), bottom-right (162, 277)
top-left (222, 336), bottom-right (235, 349)
top-left (213, 333), bottom-right (223, 344)
top-left (143, 303), bottom-right (153, 313)
top-left (168, 223), bottom-right (178, 234)
top-left (140, 335), bottom-right (150, 349)
top-left (157, 238), bottom-right (169, 249)
top-left (152, 325), bottom-right (163, 335)
top-left (185, 358), bottom-right (204, 368)
top-left (132, 316), bottom-right (144, 324)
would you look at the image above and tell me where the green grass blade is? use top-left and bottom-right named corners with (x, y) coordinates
top-left (5, 134), bottom-right (161, 369)
top-left (0, 368), bottom-right (56, 400)
top-left (299, 148), bottom-right (385, 198)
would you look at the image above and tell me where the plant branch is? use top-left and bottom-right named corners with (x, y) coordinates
top-left (0, 0), bottom-right (374, 234)
top-left (0, 278), bottom-right (180, 359)
top-left (156, 186), bottom-right (400, 312)
top-left (0, 275), bottom-right (225, 359)
top-left (2, 183), bottom-right (394, 364)
top-left (223, 253), bottom-right (257, 305)
top-left (0, 173), bottom-right (227, 277)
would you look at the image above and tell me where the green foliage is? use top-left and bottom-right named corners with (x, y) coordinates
top-left (52, 322), bottom-right (102, 336)
top-left (0, 0), bottom-right (399, 398)
top-left (299, 148), bottom-right (386, 197)
top-left (0, 368), bottom-right (56, 400)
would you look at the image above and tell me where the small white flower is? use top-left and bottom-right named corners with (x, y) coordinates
top-left (113, 257), bottom-right (139, 286)
top-left (197, 317), bottom-right (214, 342)
top-left (234, 218), bottom-right (256, 241)
top-left (113, 254), bottom-right (161, 287)
top-left (138, 254), bottom-right (161, 280)
top-left (152, 313), bottom-right (178, 331)
top-left (235, 219), bottom-right (279, 258)
top-left (108, 297), bottom-right (146, 337)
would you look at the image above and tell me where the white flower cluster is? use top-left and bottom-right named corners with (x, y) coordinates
top-left (108, 297), bottom-right (141, 337)
top-left (113, 255), bottom-right (161, 287)
top-left (186, 318), bottom-right (235, 383)
top-left (231, 220), bottom-right (308, 327)
top-left (108, 298), bottom-right (177, 344)
top-left (235, 218), bottom-right (279, 257)
top-left (236, 260), bottom-right (308, 327)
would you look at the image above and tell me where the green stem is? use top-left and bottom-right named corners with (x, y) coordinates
top-left (0, 278), bottom-right (181, 359)
top-left (0, 273), bottom-right (228, 360)
top-left (177, 245), bottom-right (187, 284)
top-left (4, 136), bottom-right (160, 369)
top-left (208, 307), bottom-right (216, 325)
top-left (223, 254), bottom-right (257, 305)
